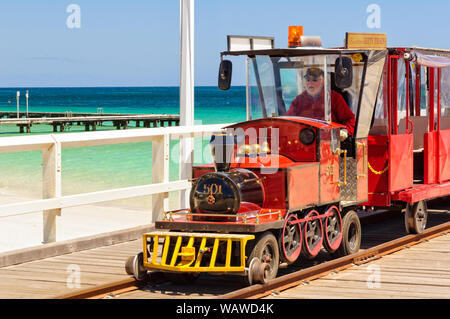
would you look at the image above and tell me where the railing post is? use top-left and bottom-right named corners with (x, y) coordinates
top-left (42, 138), bottom-right (62, 243)
top-left (179, 0), bottom-right (195, 210)
top-left (152, 134), bottom-right (169, 222)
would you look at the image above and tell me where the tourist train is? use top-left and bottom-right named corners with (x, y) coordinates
top-left (126, 29), bottom-right (450, 284)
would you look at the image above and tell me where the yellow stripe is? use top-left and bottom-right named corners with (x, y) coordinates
top-left (195, 238), bottom-right (207, 268)
top-left (152, 235), bottom-right (159, 264)
top-left (225, 239), bottom-right (232, 267)
top-left (170, 236), bottom-right (182, 266)
top-left (161, 236), bottom-right (170, 266)
top-left (210, 239), bottom-right (219, 268)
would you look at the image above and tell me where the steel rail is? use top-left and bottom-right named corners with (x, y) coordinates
top-left (53, 272), bottom-right (165, 299)
top-left (219, 221), bottom-right (450, 299)
top-left (52, 219), bottom-right (449, 299)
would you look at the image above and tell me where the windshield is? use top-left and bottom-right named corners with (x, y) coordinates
top-left (246, 54), bottom-right (366, 123)
top-left (243, 50), bottom-right (387, 138)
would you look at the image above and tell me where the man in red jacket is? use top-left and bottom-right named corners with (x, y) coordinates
top-left (286, 67), bottom-right (355, 138)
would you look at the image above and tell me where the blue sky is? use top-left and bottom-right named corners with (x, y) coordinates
top-left (0, 0), bottom-right (449, 87)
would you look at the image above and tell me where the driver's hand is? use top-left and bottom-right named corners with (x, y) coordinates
top-left (340, 129), bottom-right (348, 142)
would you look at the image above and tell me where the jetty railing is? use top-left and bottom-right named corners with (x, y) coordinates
top-left (0, 124), bottom-right (231, 243)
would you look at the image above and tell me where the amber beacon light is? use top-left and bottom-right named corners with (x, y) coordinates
top-left (288, 26), bottom-right (304, 47)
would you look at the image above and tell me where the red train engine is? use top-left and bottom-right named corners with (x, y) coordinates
top-left (126, 32), bottom-right (450, 284)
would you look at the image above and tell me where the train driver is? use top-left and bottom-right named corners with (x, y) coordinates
top-left (286, 67), bottom-right (356, 140)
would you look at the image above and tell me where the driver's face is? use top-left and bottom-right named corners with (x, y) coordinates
top-left (304, 75), bottom-right (324, 97)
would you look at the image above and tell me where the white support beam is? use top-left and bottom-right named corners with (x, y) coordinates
top-left (42, 139), bottom-right (62, 243)
top-left (151, 134), bottom-right (170, 222)
top-left (179, 0), bottom-right (195, 209)
top-left (0, 180), bottom-right (191, 218)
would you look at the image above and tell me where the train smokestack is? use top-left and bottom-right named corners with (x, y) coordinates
top-left (209, 132), bottom-right (234, 172)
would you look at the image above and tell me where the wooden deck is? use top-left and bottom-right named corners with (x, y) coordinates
top-left (0, 240), bottom-right (141, 299)
top-left (0, 209), bottom-right (447, 299)
top-left (266, 233), bottom-right (450, 299)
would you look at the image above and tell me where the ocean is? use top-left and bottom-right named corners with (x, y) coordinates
top-left (0, 86), bottom-right (246, 210)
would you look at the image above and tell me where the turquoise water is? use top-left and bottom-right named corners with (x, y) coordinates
top-left (0, 87), bottom-right (246, 208)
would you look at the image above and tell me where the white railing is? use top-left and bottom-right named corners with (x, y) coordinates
top-left (0, 124), bottom-right (232, 243)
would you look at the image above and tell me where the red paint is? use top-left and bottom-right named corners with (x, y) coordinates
top-left (287, 164), bottom-right (319, 210)
top-left (424, 131), bottom-right (437, 184)
top-left (319, 139), bottom-right (340, 203)
top-left (392, 180), bottom-right (450, 203)
top-left (365, 135), bottom-right (389, 206)
top-left (415, 65), bottom-right (421, 116)
top-left (429, 68), bottom-right (435, 132)
top-left (357, 138), bottom-right (368, 203)
top-left (389, 134), bottom-right (413, 193)
top-left (438, 130), bottom-right (450, 183)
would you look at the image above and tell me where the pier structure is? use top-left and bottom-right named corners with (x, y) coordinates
top-left (0, 111), bottom-right (180, 133)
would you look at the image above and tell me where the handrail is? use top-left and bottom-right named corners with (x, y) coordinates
top-left (0, 123), bottom-right (233, 243)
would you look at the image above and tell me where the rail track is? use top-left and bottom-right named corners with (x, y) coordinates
top-left (54, 207), bottom-right (449, 300)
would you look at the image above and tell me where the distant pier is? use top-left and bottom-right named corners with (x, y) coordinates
top-left (0, 111), bottom-right (180, 133)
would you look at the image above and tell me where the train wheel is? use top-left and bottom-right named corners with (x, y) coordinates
top-left (247, 232), bottom-right (279, 284)
top-left (332, 210), bottom-right (361, 258)
top-left (301, 210), bottom-right (323, 259)
top-left (279, 214), bottom-right (302, 264)
top-left (405, 200), bottom-right (428, 234)
top-left (126, 252), bottom-right (147, 281)
top-left (323, 206), bottom-right (343, 254)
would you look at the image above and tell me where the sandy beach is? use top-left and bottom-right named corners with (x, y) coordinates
top-left (0, 188), bottom-right (180, 254)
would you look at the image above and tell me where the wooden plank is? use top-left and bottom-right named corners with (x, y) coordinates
top-left (266, 233), bottom-right (450, 299)
top-left (0, 263), bottom-right (128, 275)
top-left (270, 284), bottom-right (444, 299)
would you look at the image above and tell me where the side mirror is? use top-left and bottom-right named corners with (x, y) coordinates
top-left (218, 60), bottom-right (232, 90)
top-left (334, 56), bottom-right (353, 89)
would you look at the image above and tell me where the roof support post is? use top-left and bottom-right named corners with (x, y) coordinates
top-left (179, 0), bottom-right (195, 209)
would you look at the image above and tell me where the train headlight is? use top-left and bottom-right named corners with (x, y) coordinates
top-left (299, 128), bottom-right (316, 146)
top-left (249, 143), bottom-right (260, 154)
top-left (237, 142), bottom-right (270, 156)
top-left (261, 141), bottom-right (270, 153)
top-left (238, 144), bottom-right (250, 155)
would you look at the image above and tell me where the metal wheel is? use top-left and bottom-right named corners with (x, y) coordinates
top-left (332, 210), bottom-right (361, 258)
top-left (323, 206), bottom-right (343, 253)
top-left (405, 200), bottom-right (428, 234)
top-left (247, 232), bottom-right (279, 284)
top-left (279, 214), bottom-right (302, 264)
top-left (126, 252), bottom-right (147, 281)
top-left (301, 210), bottom-right (323, 259)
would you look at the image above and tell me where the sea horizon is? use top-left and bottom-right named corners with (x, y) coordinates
top-left (0, 86), bottom-right (247, 211)
top-left (0, 85), bottom-right (246, 89)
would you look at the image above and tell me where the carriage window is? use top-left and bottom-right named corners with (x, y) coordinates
top-left (440, 67), bottom-right (450, 129)
top-left (419, 66), bottom-right (428, 116)
top-left (369, 71), bottom-right (388, 135)
top-left (397, 59), bottom-right (407, 128)
top-left (441, 68), bottom-right (450, 115)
